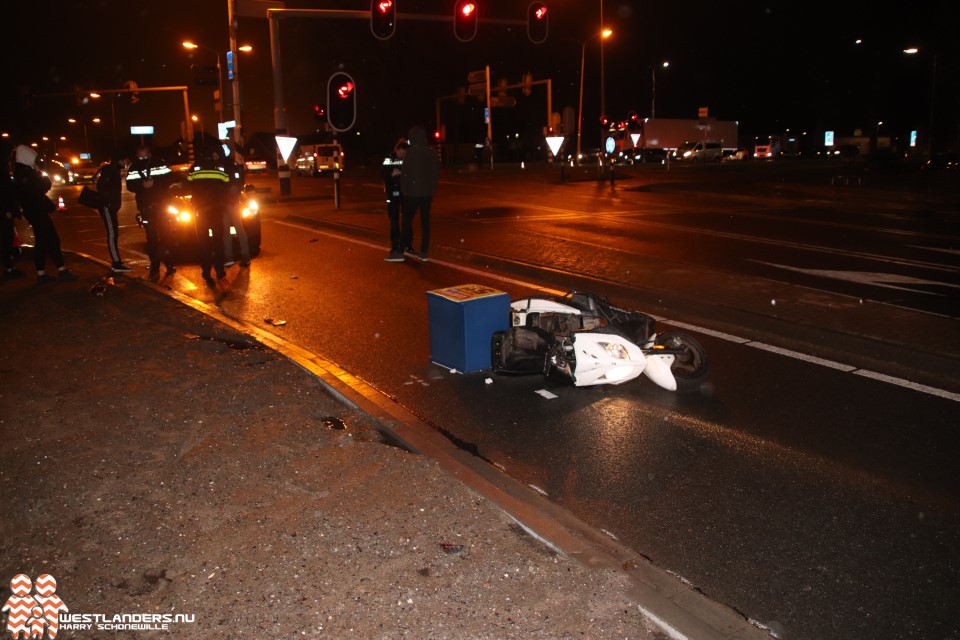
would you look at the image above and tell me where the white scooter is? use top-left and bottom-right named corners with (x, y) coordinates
top-left (491, 292), bottom-right (709, 391)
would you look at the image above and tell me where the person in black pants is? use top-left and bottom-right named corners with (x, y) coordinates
top-left (400, 126), bottom-right (440, 262)
top-left (126, 144), bottom-right (175, 278)
top-left (382, 138), bottom-right (408, 262)
top-left (1, 141), bottom-right (25, 278)
top-left (96, 150), bottom-right (132, 272)
top-left (187, 146), bottom-right (232, 282)
top-left (11, 145), bottom-right (78, 283)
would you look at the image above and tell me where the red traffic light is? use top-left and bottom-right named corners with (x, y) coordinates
top-left (313, 104), bottom-right (326, 119)
top-left (371, 0), bottom-right (396, 39)
top-left (327, 72), bottom-right (357, 132)
top-left (337, 81), bottom-right (355, 99)
top-left (527, 2), bottom-right (548, 44)
top-left (454, 0), bottom-right (478, 42)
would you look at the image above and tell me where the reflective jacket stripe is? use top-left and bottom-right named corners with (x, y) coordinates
top-left (187, 169), bottom-right (230, 182)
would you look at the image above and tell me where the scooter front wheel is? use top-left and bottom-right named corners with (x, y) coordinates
top-left (654, 331), bottom-right (709, 391)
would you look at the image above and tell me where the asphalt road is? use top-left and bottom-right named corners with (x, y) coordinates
top-left (43, 160), bottom-right (960, 640)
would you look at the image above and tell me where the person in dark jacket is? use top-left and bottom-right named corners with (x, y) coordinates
top-left (11, 145), bottom-right (78, 283)
top-left (126, 144), bottom-right (175, 278)
top-left (382, 138), bottom-right (408, 262)
top-left (1, 140), bottom-right (25, 278)
top-left (400, 126), bottom-right (440, 262)
top-left (187, 146), bottom-right (232, 282)
top-left (96, 150), bottom-right (132, 272)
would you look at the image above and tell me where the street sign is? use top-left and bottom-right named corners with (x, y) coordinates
top-left (275, 135), bottom-right (298, 162)
top-left (468, 83), bottom-right (486, 96)
top-left (545, 136), bottom-right (565, 156)
top-left (227, 51), bottom-right (234, 80)
top-left (130, 126), bottom-right (154, 135)
top-left (489, 96), bottom-right (516, 108)
top-left (605, 136), bottom-right (616, 154)
top-left (698, 107), bottom-right (709, 118)
top-left (467, 69), bottom-right (486, 84)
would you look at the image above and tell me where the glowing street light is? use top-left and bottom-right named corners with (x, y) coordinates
top-left (577, 28), bottom-right (613, 160)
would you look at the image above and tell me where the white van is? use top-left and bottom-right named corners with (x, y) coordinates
top-left (295, 144), bottom-right (343, 176)
top-left (672, 141), bottom-right (723, 162)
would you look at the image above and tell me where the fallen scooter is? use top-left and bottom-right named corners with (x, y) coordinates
top-left (491, 291), bottom-right (709, 391)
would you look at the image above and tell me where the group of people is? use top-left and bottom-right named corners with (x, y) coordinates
top-left (2, 142), bottom-right (78, 282)
top-left (2, 139), bottom-right (249, 285)
top-left (102, 142), bottom-right (249, 283)
top-left (381, 125), bottom-right (440, 263)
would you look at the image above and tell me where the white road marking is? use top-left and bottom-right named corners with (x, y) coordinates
top-left (273, 219), bottom-right (959, 403)
top-left (754, 261), bottom-right (960, 294)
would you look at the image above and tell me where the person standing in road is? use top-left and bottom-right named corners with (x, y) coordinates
top-left (400, 125), bottom-right (440, 262)
top-left (219, 144), bottom-right (250, 270)
top-left (187, 145), bottom-right (231, 283)
top-left (1, 140), bottom-right (25, 279)
top-left (96, 150), bottom-right (132, 273)
top-left (11, 145), bottom-right (78, 283)
top-left (382, 138), bottom-right (408, 262)
top-left (126, 144), bottom-right (176, 278)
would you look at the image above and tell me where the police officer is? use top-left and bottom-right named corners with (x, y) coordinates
top-left (126, 144), bottom-right (175, 278)
top-left (382, 138), bottom-right (408, 262)
top-left (186, 145), bottom-right (232, 282)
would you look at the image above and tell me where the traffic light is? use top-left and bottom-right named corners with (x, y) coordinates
top-left (313, 104), bottom-right (326, 120)
top-left (527, 2), bottom-right (548, 44)
top-left (453, 0), bottom-right (478, 42)
top-left (599, 115), bottom-right (609, 128)
top-left (370, 0), bottom-right (396, 40)
top-left (327, 72), bottom-right (357, 132)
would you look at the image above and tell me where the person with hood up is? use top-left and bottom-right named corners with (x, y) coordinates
top-left (1, 140), bottom-right (25, 278)
top-left (399, 125), bottom-right (440, 262)
top-left (96, 150), bottom-right (132, 272)
top-left (11, 145), bottom-right (78, 283)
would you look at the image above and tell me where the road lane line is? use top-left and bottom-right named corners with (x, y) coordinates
top-left (745, 342), bottom-right (858, 371)
top-left (273, 219), bottom-right (959, 403)
top-left (852, 370), bottom-right (960, 402)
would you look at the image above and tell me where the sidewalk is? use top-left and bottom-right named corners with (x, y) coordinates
top-left (1, 254), bottom-right (767, 639)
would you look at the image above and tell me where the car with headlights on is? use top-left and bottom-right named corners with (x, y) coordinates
top-left (159, 180), bottom-right (261, 259)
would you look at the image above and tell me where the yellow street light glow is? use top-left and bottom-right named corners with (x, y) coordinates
top-left (903, 47), bottom-right (919, 54)
top-left (601, 28), bottom-right (612, 38)
top-left (238, 45), bottom-right (253, 52)
top-left (182, 41), bottom-right (199, 49)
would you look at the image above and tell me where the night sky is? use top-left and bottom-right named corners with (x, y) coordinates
top-left (2, 0), bottom-right (955, 162)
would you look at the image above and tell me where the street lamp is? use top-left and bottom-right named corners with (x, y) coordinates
top-left (183, 41), bottom-right (224, 124)
top-left (577, 28), bottom-right (613, 161)
top-left (903, 46), bottom-right (937, 156)
top-left (651, 61), bottom-right (669, 118)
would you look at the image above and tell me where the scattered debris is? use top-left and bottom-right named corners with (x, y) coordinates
top-left (321, 416), bottom-right (347, 430)
top-left (439, 543), bottom-right (464, 554)
top-left (89, 276), bottom-right (117, 297)
top-left (263, 317), bottom-right (287, 326)
top-left (535, 389), bottom-right (558, 399)
top-left (309, 238), bottom-right (319, 243)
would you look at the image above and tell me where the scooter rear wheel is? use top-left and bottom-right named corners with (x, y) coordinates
top-left (654, 331), bottom-right (709, 391)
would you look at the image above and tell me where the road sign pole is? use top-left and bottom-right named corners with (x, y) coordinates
top-left (485, 65), bottom-right (492, 169)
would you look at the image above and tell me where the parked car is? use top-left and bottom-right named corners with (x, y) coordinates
top-left (160, 180), bottom-right (262, 259)
top-left (243, 156), bottom-right (269, 173)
